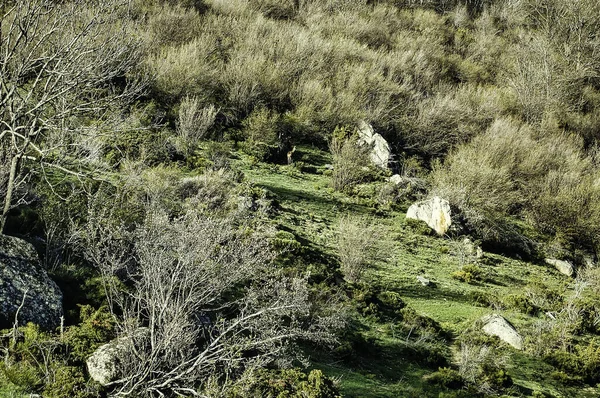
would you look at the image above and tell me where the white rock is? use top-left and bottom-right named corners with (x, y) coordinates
top-left (481, 314), bottom-right (523, 350)
top-left (416, 275), bottom-right (430, 286)
top-left (545, 258), bottom-right (574, 277)
top-left (389, 174), bottom-right (404, 185)
top-left (357, 121), bottom-right (391, 170)
top-left (406, 197), bottom-right (452, 236)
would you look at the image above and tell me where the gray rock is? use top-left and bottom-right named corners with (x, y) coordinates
top-left (87, 328), bottom-right (149, 386)
top-left (357, 121), bottom-right (391, 170)
top-left (416, 275), bottom-right (430, 286)
top-left (87, 338), bottom-right (123, 386)
top-left (406, 197), bottom-right (452, 236)
top-left (545, 258), bottom-right (574, 277)
top-left (0, 235), bottom-right (62, 330)
top-left (481, 314), bottom-right (523, 350)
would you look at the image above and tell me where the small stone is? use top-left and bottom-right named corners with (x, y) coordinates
top-left (416, 275), bottom-right (430, 286)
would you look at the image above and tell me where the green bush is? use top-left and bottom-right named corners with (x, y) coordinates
top-left (457, 342), bottom-right (513, 394)
top-left (146, 3), bottom-right (203, 47)
top-left (503, 293), bottom-right (539, 315)
top-left (452, 264), bottom-right (483, 284)
top-left (240, 107), bottom-right (282, 161)
top-left (0, 316), bottom-right (111, 398)
top-left (466, 290), bottom-right (496, 308)
top-left (425, 367), bottom-right (464, 389)
top-left (545, 339), bottom-right (600, 385)
top-left (329, 128), bottom-right (373, 193)
top-left (229, 368), bottom-right (341, 398)
top-left (432, 116), bottom-right (600, 250)
top-left (352, 285), bottom-right (405, 320)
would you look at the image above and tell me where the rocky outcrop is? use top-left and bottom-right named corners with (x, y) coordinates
top-left (0, 234), bottom-right (62, 330)
top-left (406, 197), bottom-right (452, 236)
top-left (481, 314), bottom-right (523, 350)
top-left (545, 258), bottom-right (574, 277)
top-left (357, 121), bottom-right (391, 170)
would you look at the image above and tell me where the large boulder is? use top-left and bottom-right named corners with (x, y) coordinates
top-left (481, 314), bottom-right (523, 350)
top-left (357, 121), bottom-right (391, 170)
top-left (406, 197), bottom-right (452, 236)
top-left (0, 234), bottom-right (62, 330)
top-left (545, 258), bottom-right (574, 277)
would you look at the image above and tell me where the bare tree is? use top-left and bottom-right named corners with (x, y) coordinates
top-left (0, 0), bottom-right (144, 232)
top-left (83, 208), bottom-right (342, 397)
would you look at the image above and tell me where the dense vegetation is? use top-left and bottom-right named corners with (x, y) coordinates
top-left (2, 0), bottom-right (600, 396)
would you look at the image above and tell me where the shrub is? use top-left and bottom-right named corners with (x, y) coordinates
top-left (432, 116), bottom-right (600, 250)
top-left (146, 3), bottom-right (203, 48)
top-left (503, 293), bottom-right (538, 315)
top-left (178, 168), bottom-right (241, 213)
top-left (229, 368), bottom-right (341, 398)
top-left (352, 285), bottom-right (405, 320)
top-left (240, 107), bottom-right (282, 161)
top-left (545, 340), bottom-right (600, 385)
top-left (457, 342), bottom-right (512, 394)
top-left (425, 367), bottom-right (464, 389)
top-left (249, 0), bottom-right (297, 20)
top-left (452, 264), bottom-right (483, 284)
top-left (337, 214), bottom-right (381, 283)
top-left (329, 129), bottom-right (373, 193)
top-left (203, 140), bottom-right (233, 170)
top-left (467, 290), bottom-right (496, 307)
top-left (147, 35), bottom-right (223, 101)
top-left (176, 96), bottom-right (218, 156)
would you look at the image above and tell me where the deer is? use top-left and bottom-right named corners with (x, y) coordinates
top-left (287, 146), bottom-right (297, 165)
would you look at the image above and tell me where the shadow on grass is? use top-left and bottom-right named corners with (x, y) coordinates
top-left (296, 146), bottom-right (332, 167)
top-left (260, 182), bottom-right (373, 216)
top-left (395, 283), bottom-right (475, 307)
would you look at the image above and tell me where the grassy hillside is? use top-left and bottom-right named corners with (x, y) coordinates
top-left (237, 146), bottom-right (598, 397)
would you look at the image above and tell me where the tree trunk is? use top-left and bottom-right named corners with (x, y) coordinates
top-left (1, 154), bottom-right (21, 234)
